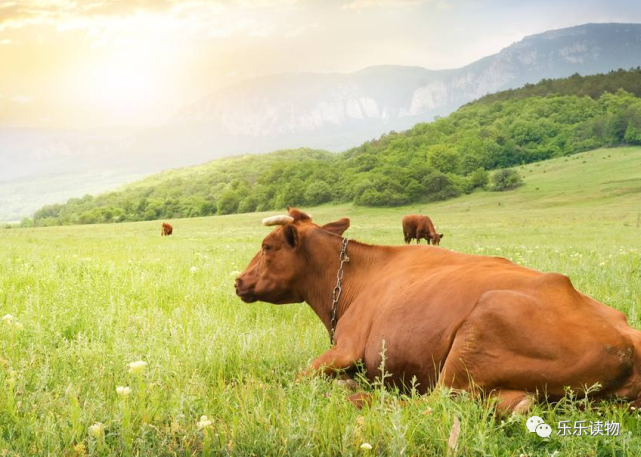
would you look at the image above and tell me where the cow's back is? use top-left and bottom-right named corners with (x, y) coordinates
top-left (422, 216), bottom-right (436, 235)
top-left (402, 215), bottom-right (421, 231)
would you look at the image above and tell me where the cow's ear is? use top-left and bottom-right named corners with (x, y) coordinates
top-left (321, 218), bottom-right (350, 236)
top-left (439, 233), bottom-right (444, 238)
top-left (283, 224), bottom-right (299, 248)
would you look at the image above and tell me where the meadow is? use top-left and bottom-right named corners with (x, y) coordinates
top-left (1, 147), bottom-right (641, 456)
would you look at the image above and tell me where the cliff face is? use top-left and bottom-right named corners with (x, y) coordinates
top-left (4, 23), bottom-right (641, 221)
top-left (171, 23), bottom-right (641, 147)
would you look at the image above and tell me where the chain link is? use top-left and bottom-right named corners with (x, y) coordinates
top-left (330, 237), bottom-right (350, 345)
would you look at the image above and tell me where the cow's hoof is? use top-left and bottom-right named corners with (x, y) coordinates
top-left (348, 393), bottom-right (373, 409)
top-left (512, 396), bottom-right (534, 415)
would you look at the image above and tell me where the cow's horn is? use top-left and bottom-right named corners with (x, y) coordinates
top-left (262, 215), bottom-right (295, 226)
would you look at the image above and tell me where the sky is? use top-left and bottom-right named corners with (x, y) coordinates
top-left (1, 0), bottom-right (641, 129)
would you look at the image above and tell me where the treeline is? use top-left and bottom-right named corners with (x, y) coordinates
top-left (474, 68), bottom-right (641, 104)
top-left (26, 70), bottom-right (641, 227)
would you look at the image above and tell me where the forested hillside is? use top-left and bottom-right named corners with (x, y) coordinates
top-left (474, 68), bottom-right (641, 104)
top-left (26, 69), bottom-right (641, 227)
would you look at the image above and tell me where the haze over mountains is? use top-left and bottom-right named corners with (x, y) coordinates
top-left (2, 22), bottom-right (641, 221)
top-left (169, 23), bottom-right (641, 153)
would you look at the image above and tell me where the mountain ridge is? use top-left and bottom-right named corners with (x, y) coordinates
top-left (165, 23), bottom-right (641, 149)
top-left (3, 22), bottom-right (641, 221)
top-left (21, 67), bottom-right (641, 226)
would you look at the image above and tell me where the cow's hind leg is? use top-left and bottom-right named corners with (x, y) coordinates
top-left (439, 287), bottom-right (639, 415)
top-left (436, 290), bottom-right (562, 414)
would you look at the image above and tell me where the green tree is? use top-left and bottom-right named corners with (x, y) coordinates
top-left (238, 195), bottom-right (260, 213)
top-left (491, 168), bottom-right (523, 191)
top-left (469, 167), bottom-right (490, 190)
top-left (218, 189), bottom-right (241, 215)
top-left (20, 217), bottom-right (34, 228)
top-left (304, 181), bottom-right (332, 205)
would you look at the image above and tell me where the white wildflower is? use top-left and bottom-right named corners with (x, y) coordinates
top-left (190, 266), bottom-right (199, 274)
top-left (360, 443), bottom-right (373, 451)
top-left (127, 360), bottom-right (147, 374)
top-left (230, 270), bottom-right (241, 278)
top-left (89, 422), bottom-right (105, 439)
top-left (2, 314), bottom-right (23, 330)
top-left (197, 415), bottom-right (213, 429)
top-left (116, 386), bottom-right (132, 397)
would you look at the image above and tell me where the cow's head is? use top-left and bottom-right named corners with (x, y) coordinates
top-left (432, 233), bottom-right (444, 246)
top-left (235, 207), bottom-right (350, 304)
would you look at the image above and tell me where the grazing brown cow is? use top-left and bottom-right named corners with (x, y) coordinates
top-left (161, 222), bottom-right (173, 236)
top-left (402, 214), bottom-right (443, 245)
top-left (235, 207), bottom-right (641, 414)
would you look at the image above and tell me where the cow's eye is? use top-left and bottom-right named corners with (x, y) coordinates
top-left (262, 244), bottom-right (271, 252)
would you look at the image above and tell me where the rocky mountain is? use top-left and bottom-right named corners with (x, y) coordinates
top-left (2, 22), bottom-right (641, 221)
top-left (166, 23), bottom-right (641, 154)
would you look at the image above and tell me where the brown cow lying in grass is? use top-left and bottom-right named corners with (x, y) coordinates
top-left (402, 214), bottom-right (443, 245)
top-left (161, 223), bottom-right (173, 236)
top-left (235, 207), bottom-right (641, 414)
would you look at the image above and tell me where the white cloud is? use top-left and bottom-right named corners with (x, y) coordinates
top-left (342, 0), bottom-right (435, 11)
top-left (237, 0), bottom-right (299, 7)
top-left (0, 0), bottom-right (300, 30)
top-left (284, 22), bottom-right (319, 38)
top-left (0, 0), bottom-right (292, 42)
top-left (10, 95), bottom-right (33, 104)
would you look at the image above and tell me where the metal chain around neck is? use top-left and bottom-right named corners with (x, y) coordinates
top-left (330, 237), bottom-right (350, 345)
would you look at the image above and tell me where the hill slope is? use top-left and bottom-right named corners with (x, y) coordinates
top-left (2, 151), bottom-right (640, 457)
top-left (25, 69), bottom-right (641, 227)
top-left (439, 146), bottom-right (641, 210)
top-left (169, 23), bottom-right (641, 153)
top-left (3, 22), bottom-right (641, 224)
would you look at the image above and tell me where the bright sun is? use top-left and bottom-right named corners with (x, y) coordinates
top-left (89, 55), bottom-right (161, 111)
top-left (72, 37), bottom-right (174, 123)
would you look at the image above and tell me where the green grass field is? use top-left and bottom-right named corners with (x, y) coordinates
top-left (1, 147), bottom-right (640, 456)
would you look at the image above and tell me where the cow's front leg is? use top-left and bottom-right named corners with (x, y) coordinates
top-left (297, 343), bottom-right (361, 379)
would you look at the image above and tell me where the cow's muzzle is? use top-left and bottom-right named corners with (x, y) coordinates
top-left (234, 277), bottom-right (257, 303)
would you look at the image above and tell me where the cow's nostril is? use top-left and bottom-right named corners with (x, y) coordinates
top-left (235, 278), bottom-right (242, 290)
